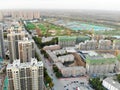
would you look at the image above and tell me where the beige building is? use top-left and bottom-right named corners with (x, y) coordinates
top-left (2, 10), bottom-right (40, 20)
top-left (98, 40), bottom-right (112, 50)
top-left (7, 31), bottom-right (26, 63)
top-left (18, 38), bottom-right (35, 63)
top-left (43, 44), bottom-right (61, 51)
top-left (52, 49), bottom-right (66, 55)
top-left (58, 54), bottom-right (74, 63)
top-left (56, 62), bottom-right (86, 77)
top-left (7, 58), bottom-right (44, 90)
top-left (0, 12), bottom-right (3, 21)
top-left (113, 40), bottom-right (120, 50)
top-left (79, 40), bottom-right (97, 50)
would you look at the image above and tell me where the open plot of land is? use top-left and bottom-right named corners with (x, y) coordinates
top-left (46, 18), bottom-right (120, 36)
top-left (25, 22), bottom-right (72, 36)
top-left (53, 20), bottom-right (114, 31)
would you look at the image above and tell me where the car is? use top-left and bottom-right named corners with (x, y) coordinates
top-left (80, 82), bottom-right (84, 84)
top-left (64, 86), bottom-right (66, 88)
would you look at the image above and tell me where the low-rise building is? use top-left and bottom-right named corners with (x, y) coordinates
top-left (58, 36), bottom-right (76, 47)
top-left (113, 40), bottom-right (120, 50)
top-left (58, 54), bottom-right (74, 63)
top-left (52, 49), bottom-right (66, 55)
top-left (79, 40), bottom-right (97, 50)
top-left (55, 62), bottom-right (86, 77)
top-left (85, 51), bottom-right (117, 75)
top-left (46, 50), bottom-right (58, 63)
top-left (41, 37), bottom-right (54, 43)
top-left (98, 40), bottom-right (112, 50)
top-left (102, 77), bottom-right (120, 90)
top-left (43, 44), bottom-right (61, 51)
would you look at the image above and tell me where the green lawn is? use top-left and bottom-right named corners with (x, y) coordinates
top-left (25, 22), bottom-right (36, 30)
top-left (36, 22), bottom-right (68, 36)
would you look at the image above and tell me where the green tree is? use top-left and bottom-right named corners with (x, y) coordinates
top-left (117, 74), bottom-right (120, 83)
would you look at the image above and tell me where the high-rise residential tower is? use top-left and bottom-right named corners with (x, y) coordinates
top-left (0, 24), bottom-right (5, 59)
top-left (18, 38), bottom-right (35, 63)
top-left (7, 58), bottom-right (44, 90)
top-left (7, 31), bottom-right (26, 63)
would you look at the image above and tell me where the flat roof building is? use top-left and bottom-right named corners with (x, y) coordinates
top-left (0, 24), bottom-right (5, 59)
top-left (7, 31), bottom-right (26, 63)
top-left (103, 78), bottom-right (120, 90)
top-left (18, 38), bottom-right (35, 63)
top-left (7, 58), bottom-right (44, 90)
top-left (85, 51), bottom-right (117, 75)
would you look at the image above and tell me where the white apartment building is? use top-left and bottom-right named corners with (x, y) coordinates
top-left (7, 58), bottom-right (43, 90)
top-left (85, 52), bottom-right (117, 75)
top-left (102, 78), bottom-right (120, 90)
top-left (18, 38), bottom-right (35, 63)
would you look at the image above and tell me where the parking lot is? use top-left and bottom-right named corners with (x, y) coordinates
top-left (60, 77), bottom-right (93, 90)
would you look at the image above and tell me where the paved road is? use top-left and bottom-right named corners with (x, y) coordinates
top-left (26, 30), bottom-right (64, 90)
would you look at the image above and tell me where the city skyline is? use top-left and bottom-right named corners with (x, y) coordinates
top-left (0, 0), bottom-right (120, 11)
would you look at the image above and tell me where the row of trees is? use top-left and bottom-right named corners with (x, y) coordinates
top-left (33, 36), bottom-right (58, 49)
top-left (44, 67), bottom-right (54, 88)
top-left (41, 49), bottom-right (49, 58)
top-left (35, 52), bottom-right (41, 61)
top-left (25, 22), bottom-right (36, 30)
top-left (89, 78), bottom-right (106, 90)
top-left (117, 74), bottom-right (120, 83)
top-left (53, 65), bottom-right (62, 78)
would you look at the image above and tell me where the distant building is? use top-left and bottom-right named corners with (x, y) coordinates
top-left (0, 12), bottom-right (3, 21)
top-left (113, 40), bottom-right (120, 50)
top-left (7, 31), bottom-right (26, 63)
top-left (78, 39), bottom-right (113, 50)
top-left (79, 40), bottom-right (97, 50)
top-left (1, 10), bottom-right (40, 20)
top-left (41, 37), bottom-right (54, 43)
top-left (0, 24), bottom-right (5, 59)
top-left (98, 40), bottom-right (112, 50)
top-left (102, 77), bottom-right (120, 90)
top-left (7, 58), bottom-right (44, 90)
top-left (18, 38), bottom-right (35, 63)
top-left (58, 36), bottom-right (76, 47)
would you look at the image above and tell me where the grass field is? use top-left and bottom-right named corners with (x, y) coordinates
top-left (25, 21), bottom-right (120, 36)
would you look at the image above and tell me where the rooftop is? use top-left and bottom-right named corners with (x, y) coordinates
top-left (103, 78), bottom-right (120, 89)
top-left (58, 36), bottom-right (76, 41)
top-left (7, 58), bottom-right (43, 69)
top-left (85, 51), bottom-right (117, 65)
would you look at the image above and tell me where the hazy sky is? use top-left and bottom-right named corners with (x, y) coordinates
top-left (0, 0), bottom-right (120, 11)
